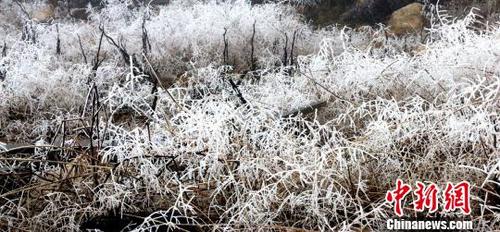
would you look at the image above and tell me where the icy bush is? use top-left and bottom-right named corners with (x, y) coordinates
top-left (0, 1), bottom-right (499, 231)
top-left (86, 0), bottom-right (324, 77)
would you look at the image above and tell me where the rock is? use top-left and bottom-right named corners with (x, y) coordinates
top-left (296, 0), bottom-right (416, 26)
top-left (32, 4), bottom-right (55, 23)
top-left (70, 8), bottom-right (89, 20)
top-left (298, 0), bottom-right (351, 27)
top-left (410, 43), bottom-right (427, 56)
top-left (342, 0), bottom-right (415, 24)
top-left (388, 3), bottom-right (424, 36)
top-left (67, 0), bottom-right (100, 9)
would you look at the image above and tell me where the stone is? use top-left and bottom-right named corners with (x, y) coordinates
top-left (32, 4), bottom-right (55, 23)
top-left (70, 8), bottom-right (89, 20)
top-left (295, 0), bottom-right (416, 26)
top-left (341, 0), bottom-right (415, 25)
top-left (67, 0), bottom-right (100, 9)
top-left (388, 3), bottom-right (425, 36)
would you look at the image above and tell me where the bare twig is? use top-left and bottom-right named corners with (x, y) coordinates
top-left (89, 84), bottom-right (101, 187)
top-left (0, 144), bottom-right (81, 155)
top-left (0, 157), bottom-right (112, 170)
top-left (142, 12), bottom-right (152, 56)
top-left (282, 32), bottom-right (288, 66)
top-left (77, 34), bottom-right (88, 64)
top-left (223, 28), bottom-right (229, 65)
top-left (1, 41), bottom-right (6, 57)
top-left (250, 21), bottom-right (256, 71)
top-left (56, 24), bottom-right (61, 55)
top-left (290, 29), bottom-right (298, 66)
top-left (227, 77), bottom-right (247, 105)
top-left (142, 54), bottom-right (184, 111)
top-left (297, 69), bottom-right (352, 104)
top-left (13, 0), bottom-right (30, 19)
top-left (100, 26), bottom-right (133, 66)
top-left (91, 28), bottom-right (106, 75)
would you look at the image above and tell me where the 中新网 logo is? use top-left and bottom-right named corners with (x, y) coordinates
top-left (386, 179), bottom-right (471, 217)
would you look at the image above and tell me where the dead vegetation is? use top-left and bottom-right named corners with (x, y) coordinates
top-left (0, 0), bottom-right (499, 231)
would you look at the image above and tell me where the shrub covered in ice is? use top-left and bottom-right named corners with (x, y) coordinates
top-left (0, 1), bottom-right (499, 231)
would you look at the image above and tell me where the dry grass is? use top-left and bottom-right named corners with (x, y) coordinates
top-left (0, 0), bottom-right (499, 231)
